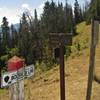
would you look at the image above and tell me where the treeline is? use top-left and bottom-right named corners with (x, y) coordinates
top-left (84, 0), bottom-right (100, 24)
top-left (0, 0), bottom-right (99, 70)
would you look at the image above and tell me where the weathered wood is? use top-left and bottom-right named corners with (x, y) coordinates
top-left (93, 20), bottom-right (99, 46)
top-left (60, 44), bottom-right (65, 100)
top-left (86, 18), bottom-right (99, 100)
top-left (49, 33), bottom-right (72, 48)
top-left (9, 68), bottom-right (24, 100)
top-left (9, 80), bottom-right (24, 100)
top-left (18, 80), bottom-right (24, 100)
top-left (9, 83), bottom-right (18, 100)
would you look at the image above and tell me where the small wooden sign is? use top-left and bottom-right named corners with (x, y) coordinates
top-left (49, 33), bottom-right (72, 48)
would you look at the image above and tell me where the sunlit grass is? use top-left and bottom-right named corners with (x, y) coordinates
top-left (0, 88), bottom-right (7, 94)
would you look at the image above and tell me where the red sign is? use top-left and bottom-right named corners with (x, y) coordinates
top-left (7, 56), bottom-right (24, 72)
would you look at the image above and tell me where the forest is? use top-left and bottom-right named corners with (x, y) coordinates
top-left (0, 0), bottom-right (100, 71)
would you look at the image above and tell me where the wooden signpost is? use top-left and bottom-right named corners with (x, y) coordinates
top-left (1, 56), bottom-right (35, 100)
top-left (49, 33), bottom-right (72, 100)
top-left (86, 16), bottom-right (100, 100)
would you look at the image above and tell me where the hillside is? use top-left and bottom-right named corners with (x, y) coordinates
top-left (0, 22), bottom-right (100, 100)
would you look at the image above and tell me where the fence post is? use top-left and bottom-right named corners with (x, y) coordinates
top-left (86, 17), bottom-right (99, 100)
top-left (60, 44), bottom-right (65, 100)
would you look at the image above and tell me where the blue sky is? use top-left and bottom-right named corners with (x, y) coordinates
top-left (0, 0), bottom-right (90, 25)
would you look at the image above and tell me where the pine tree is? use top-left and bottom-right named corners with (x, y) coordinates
top-left (74, 0), bottom-right (82, 24)
top-left (90, 0), bottom-right (100, 16)
top-left (18, 12), bottom-right (42, 64)
top-left (89, 0), bottom-right (100, 19)
top-left (64, 0), bottom-right (76, 34)
top-left (82, 1), bottom-right (89, 21)
top-left (56, 2), bottom-right (65, 33)
top-left (34, 9), bottom-right (43, 62)
top-left (18, 13), bottom-right (33, 64)
top-left (34, 9), bottom-right (38, 26)
top-left (1, 17), bottom-right (10, 52)
top-left (11, 24), bottom-right (18, 47)
top-left (41, 1), bottom-right (50, 35)
top-left (34, 9), bottom-right (39, 35)
top-left (41, 0), bottom-right (57, 33)
top-left (64, 0), bottom-right (70, 32)
top-left (49, 0), bottom-right (57, 32)
top-left (85, 0), bottom-right (100, 24)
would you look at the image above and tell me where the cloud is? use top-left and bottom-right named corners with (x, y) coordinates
top-left (37, 3), bottom-right (44, 18)
top-left (0, 1), bottom-right (46, 25)
top-left (39, 3), bottom-right (44, 9)
top-left (0, 4), bottom-right (33, 25)
top-left (21, 3), bottom-right (30, 11)
top-left (0, 8), bottom-right (2, 10)
top-left (0, 7), bottom-right (20, 25)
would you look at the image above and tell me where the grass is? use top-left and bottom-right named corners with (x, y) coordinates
top-left (0, 89), bottom-right (6, 94)
top-left (0, 88), bottom-right (9, 100)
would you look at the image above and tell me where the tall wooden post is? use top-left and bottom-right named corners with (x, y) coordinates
top-left (60, 44), bottom-right (65, 100)
top-left (49, 33), bottom-right (72, 100)
top-left (86, 17), bottom-right (99, 100)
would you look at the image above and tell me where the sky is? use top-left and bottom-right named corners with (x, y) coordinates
top-left (0, 0), bottom-right (90, 25)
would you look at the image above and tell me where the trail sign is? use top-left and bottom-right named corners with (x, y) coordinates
top-left (49, 33), bottom-right (72, 100)
top-left (1, 65), bottom-right (34, 87)
top-left (49, 33), bottom-right (72, 48)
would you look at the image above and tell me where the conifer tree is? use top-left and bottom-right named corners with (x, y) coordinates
top-left (74, 0), bottom-right (82, 24)
top-left (56, 2), bottom-right (65, 33)
top-left (18, 13), bottom-right (33, 64)
top-left (11, 24), bottom-right (18, 47)
top-left (1, 17), bottom-right (10, 52)
top-left (85, 0), bottom-right (100, 24)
